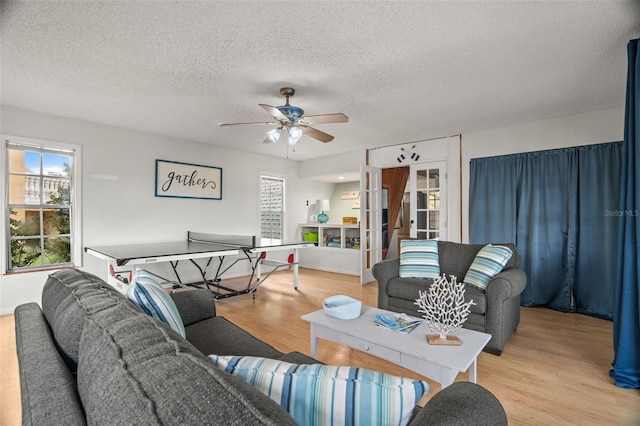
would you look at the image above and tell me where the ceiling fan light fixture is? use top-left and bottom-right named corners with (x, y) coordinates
top-left (267, 127), bottom-right (282, 143)
top-left (288, 125), bottom-right (303, 145)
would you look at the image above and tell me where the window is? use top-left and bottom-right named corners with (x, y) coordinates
top-left (3, 136), bottom-right (82, 272)
top-left (260, 174), bottom-right (285, 242)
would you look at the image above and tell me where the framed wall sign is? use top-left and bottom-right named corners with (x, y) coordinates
top-left (155, 159), bottom-right (222, 200)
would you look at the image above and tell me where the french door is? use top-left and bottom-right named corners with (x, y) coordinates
top-left (409, 161), bottom-right (447, 240)
top-left (360, 165), bottom-right (382, 284)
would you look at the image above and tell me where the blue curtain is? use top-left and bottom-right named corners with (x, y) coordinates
top-left (610, 38), bottom-right (640, 389)
top-left (575, 144), bottom-right (623, 317)
top-left (468, 156), bottom-right (518, 242)
top-left (470, 142), bottom-right (621, 318)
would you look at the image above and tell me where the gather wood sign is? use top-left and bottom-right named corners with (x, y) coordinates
top-left (155, 159), bottom-right (222, 200)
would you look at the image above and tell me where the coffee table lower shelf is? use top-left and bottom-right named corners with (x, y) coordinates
top-left (301, 306), bottom-right (491, 389)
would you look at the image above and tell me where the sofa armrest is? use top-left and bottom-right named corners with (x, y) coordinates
top-left (170, 288), bottom-right (217, 326)
top-left (485, 268), bottom-right (527, 302)
top-left (372, 258), bottom-right (400, 309)
top-left (409, 382), bottom-right (507, 426)
top-left (15, 303), bottom-right (86, 426)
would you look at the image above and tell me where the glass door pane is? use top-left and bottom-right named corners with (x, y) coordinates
top-left (360, 165), bottom-right (382, 284)
top-left (410, 162), bottom-right (446, 240)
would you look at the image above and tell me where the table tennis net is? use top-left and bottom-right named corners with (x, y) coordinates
top-left (188, 231), bottom-right (256, 249)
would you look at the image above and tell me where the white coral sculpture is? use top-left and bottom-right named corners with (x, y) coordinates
top-left (414, 274), bottom-right (475, 339)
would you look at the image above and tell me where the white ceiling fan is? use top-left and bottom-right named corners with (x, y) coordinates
top-left (219, 87), bottom-right (348, 145)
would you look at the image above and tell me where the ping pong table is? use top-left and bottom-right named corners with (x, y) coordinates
top-left (84, 231), bottom-right (313, 299)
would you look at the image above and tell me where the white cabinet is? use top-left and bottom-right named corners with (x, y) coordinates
top-left (298, 223), bottom-right (360, 276)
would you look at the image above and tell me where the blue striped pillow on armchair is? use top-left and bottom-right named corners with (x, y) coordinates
top-left (399, 239), bottom-right (440, 279)
top-left (464, 244), bottom-right (513, 290)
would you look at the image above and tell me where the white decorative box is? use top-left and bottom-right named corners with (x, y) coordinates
top-left (323, 295), bottom-right (362, 320)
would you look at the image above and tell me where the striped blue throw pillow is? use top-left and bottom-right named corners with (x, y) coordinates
top-left (399, 239), bottom-right (440, 279)
top-left (127, 270), bottom-right (186, 338)
top-left (464, 244), bottom-right (513, 290)
top-left (209, 355), bottom-right (429, 426)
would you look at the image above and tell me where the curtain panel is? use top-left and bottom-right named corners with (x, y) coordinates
top-left (470, 142), bottom-right (622, 319)
top-left (610, 38), bottom-right (640, 389)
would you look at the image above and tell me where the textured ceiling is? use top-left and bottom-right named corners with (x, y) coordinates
top-left (1, 1), bottom-right (638, 163)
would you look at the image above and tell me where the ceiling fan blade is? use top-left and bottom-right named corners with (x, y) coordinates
top-left (259, 104), bottom-right (289, 121)
top-left (300, 125), bottom-right (334, 143)
top-left (300, 113), bottom-right (349, 125)
top-left (219, 121), bottom-right (278, 127)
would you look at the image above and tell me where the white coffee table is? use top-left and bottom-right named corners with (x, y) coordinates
top-left (301, 306), bottom-right (491, 389)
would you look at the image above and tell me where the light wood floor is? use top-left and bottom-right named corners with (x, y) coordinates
top-left (2, 268), bottom-right (639, 425)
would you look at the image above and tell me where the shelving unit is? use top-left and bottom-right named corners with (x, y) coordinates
top-left (301, 223), bottom-right (360, 249)
top-left (298, 223), bottom-right (361, 276)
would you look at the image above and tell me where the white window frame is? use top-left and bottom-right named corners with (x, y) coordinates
top-left (1, 135), bottom-right (82, 273)
top-left (259, 172), bottom-right (286, 244)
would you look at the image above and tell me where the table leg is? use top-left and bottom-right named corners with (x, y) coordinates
top-left (309, 323), bottom-right (318, 358)
top-left (468, 357), bottom-right (478, 383)
top-left (292, 248), bottom-right (299, 289)
top-left (440, 368), bottom-right (459, 389)
top-left (256, 253), bottom-right (262, 281)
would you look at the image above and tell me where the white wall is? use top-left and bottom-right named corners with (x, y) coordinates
top-left (298, 149), bottom-right (365, 180)
top-left (327, 181), bottom-right (360, 223)
top-left (460, 106), bottom-right (625, 242)
top-left (0, 106), bottom-right (333, 314)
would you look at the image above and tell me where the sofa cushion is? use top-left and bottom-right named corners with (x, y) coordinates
top-left (399, 239), bottom-right (440, 279)
top-left (437, 241), bottom-right (485, 280)
top-left (77, 302), bottom-right (296, 425)
top-left (127, 271), bottom-right (186, 337)
top-left (387, 277), bottom-right (433, 303)
top-left (185, 316), bottom-right (284, 358)
top-left (209, 355), bottom-right (429, 426)
top-left (464, 245), bottom-right (513, 290)
top-left (386, 277), bottom-right (485, 316)
top-left (41, 268), bottom-right (126, 371)
top-left (170, 287), bottom-right (217, 326)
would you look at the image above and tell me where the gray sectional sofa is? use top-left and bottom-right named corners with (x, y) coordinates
top-left (15, 268), bottom-right (508, 425)
top-left (373, 241), bottom-right (527, 355)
